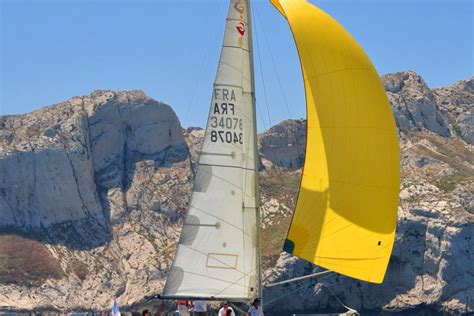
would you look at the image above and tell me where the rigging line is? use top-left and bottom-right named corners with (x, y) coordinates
top-left (252, 3), bottom-right (287, 175)
top-left (183, 0), bottom-right (226, 126)
top-left (323, 284), bottom-right (360, 314)
top-left (252, 3), bottom-right (272, 129)
top-left (264, 270), bottom-right (332, 288)
top-left (263, 273), bottom-right (331, 308)
top-left (214, 264), bottom-right (257, 297)
top-left (229, 303), bottom-right (248, 315)
top-left (256, 100), bottom-right (268, 131)
top-left (254, 4), bottom-right (292, 118)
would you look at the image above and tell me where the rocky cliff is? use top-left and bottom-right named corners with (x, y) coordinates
top-left (0, 71), bottom-right (472, 314)
top-left (260, 71), bottom-right (473, 315)
top-left (259, 71), bottom-right (473, 169)
top-left (0, 90), bottom-right (190, 309)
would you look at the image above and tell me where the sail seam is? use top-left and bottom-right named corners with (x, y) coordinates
top-left (214, 267), bottom-right (257, 297)
top-left (218, 60), bottom-right (249, 76)
top-left (305, 66), bottom-right (371, 80)
top-left (213, 83), bottom-right (245, 89)
top-left (172, 267), bottom-right (248, 288)
top-left (198, 162), bottom-right (256, 172)
top-left (226, 18), bottom-right (248, 23)
top-left (198, 151), bottom-right (233, 156)
top-left (189, 204), bottom-right (253, 237)
top-left (222, 45), bottom-right (251, 52)
top-left (192, 166), bottom-right (257, 200)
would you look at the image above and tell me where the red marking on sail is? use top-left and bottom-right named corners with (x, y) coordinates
top-left (236, 22), bottom-right (245, 36)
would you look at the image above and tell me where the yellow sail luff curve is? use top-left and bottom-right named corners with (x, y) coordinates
top-left (271, 0), bottom-right (400, 283)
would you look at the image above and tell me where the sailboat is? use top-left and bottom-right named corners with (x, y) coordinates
top-left (162, 0), bottom-right (400, 310)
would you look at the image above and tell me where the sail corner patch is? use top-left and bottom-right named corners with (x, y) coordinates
top-left (206, 253), bottom-right (238, 269)
top-left (283, 239), bottom-right (295, 255)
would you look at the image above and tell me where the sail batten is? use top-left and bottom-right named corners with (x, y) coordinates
top-left (272, 0), bottom-right (400, 284)
top-left (163, 0), bottom-right (259, 301)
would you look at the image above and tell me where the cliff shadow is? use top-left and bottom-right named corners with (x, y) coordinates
top-left (89, 98), bottom-right (190, 227)
top-left (0, 149), bottom-right (111, 250)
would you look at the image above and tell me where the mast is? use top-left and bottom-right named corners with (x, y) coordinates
top-left (245, 0), bottom-right (262, 300)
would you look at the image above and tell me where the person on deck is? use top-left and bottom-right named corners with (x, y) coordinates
top-left (177, 299), bottom-right (191, 316)
top-left (247, 298), bottom-right (263, 316)
top-left (218, 302), bottom-right (235, 316)
top-left (193, 300), bottom-right (207, 316)
top-left (155, 302), bottom-right (165, 316)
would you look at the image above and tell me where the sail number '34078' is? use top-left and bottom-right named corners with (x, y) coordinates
top-left (209, 87), bottom-right (243, 145)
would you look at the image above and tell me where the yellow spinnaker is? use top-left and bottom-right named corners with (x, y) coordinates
top-left (271, 0), bottom-right (400, 283)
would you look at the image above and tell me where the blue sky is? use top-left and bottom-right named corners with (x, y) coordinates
top-left (1, 0), bottom-right (472, 130)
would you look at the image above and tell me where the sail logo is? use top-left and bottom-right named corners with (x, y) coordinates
top-left (236, 22), bottom-right (245, 36)
top-left (234, 0), bottom-right (245, 47)
top-left (234, 1), bottom-right (244, 15)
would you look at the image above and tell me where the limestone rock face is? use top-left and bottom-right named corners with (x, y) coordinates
top-left (0, 90), bottom-right (190, 308)
top-left (0, 95), bottom-right (105, 247)
top-left (259, 71), bottom-right (471, 169)
top-left (382, 70), bottom-right (451, 137)
top-left (264, 187), bottom-right (473, 314)
top-left (256, 72), bottom-right (473, 314)
top-left (0, 71), bottom-right (473, 314)
top-left (259, 73), bottom-right (474, 314)
top-left (184, 127), bottom-right (204, 163)
top-left (258, 119), bottom-right (306, 169)
top-left (434, 77), bottom-right (474, 144)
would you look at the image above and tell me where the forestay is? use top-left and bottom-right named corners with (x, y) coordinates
top-left (163, 0), bottom-right (260, 300)
top-left (271, 0), bottom-right (400, 283)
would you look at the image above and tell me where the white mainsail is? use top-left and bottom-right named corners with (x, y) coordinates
top-left (163, 0), bottom-right (260, 300)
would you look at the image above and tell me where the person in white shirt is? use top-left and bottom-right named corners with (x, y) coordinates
top-left (176, 300), bottom-right (190, 316)
top-left (247, 298), bottom-right (263, 316)
top-left (218, 302), bottom-right (235, 316)
top-left (193, 300), bottom-right (207, 316)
